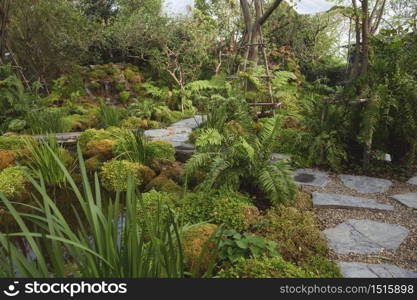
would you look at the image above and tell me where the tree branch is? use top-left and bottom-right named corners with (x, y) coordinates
top-left (258, 0), bottom-right (284, 26)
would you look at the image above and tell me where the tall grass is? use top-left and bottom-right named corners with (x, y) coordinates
top-left (98, 104), bottom-right (123, 128)
top-left (23, 136), bottom-right (71, 188)
top-left (26, 109), bottom-right (71, 134)
top-left (0, 145), bottom-right (192, 278)
top-left (113, 130), bottom-right (148, 165)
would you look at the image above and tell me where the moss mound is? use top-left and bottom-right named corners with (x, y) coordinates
top-left (100, 160), bottom-right (142, 192)
top-left (218, 256), bottom-right (311, 278)
top-left (0, 167), bottom-right (29, 199)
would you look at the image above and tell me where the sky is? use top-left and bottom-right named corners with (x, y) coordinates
top-left (164, 0), bottom-right (334, 15)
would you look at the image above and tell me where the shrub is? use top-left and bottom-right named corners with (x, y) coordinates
top-left (0, 167), bottom-right (28, 199)
top-left (65, 114), bottom-right (97, 131)
top-left (0, 151), bottom-right (15, 170)
top-left (216, 229), bottom-right (278, 264)
top-left (85, 155), bottom-right (105, 173)
top-left (100, 160), bottom-right (142, 192)
top-left (145, 176), bottom-right (182, 194)
top-left (119, 117), bottom-right (147, 129)
top-left (218, 256), bottom-right (310, 278)
top-left (119, 91), bottom-right (130, 103)
top-left (7, 119), bottom-right (26, 132)
top-left (136, 165), bottom-right (156, 186)
top-left (113, 130), bottom-right (148, 164)
top-left (26, 108), bottom-right (72, 134)
top-left (98, 105), bottom-right (124, 128)
top-left (0, 136), bottom-right (29, 151)
top-left (254, 206), bottom-right (329, 264)
top-left (178, 192), bottom-right (258, 232)
top-left (78, 129), bottom-right (117, 153)
top-left (145, 141), bottom-right (176, 162)
top-left (85, 139), bottom-right (115, 158)
top-left (291, 191), bottom-right (313, 211)
top-left (182, 224), bottom-right (218, 273)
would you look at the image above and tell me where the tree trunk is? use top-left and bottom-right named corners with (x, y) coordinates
top-left (360, 0), bottom-right (370, 76)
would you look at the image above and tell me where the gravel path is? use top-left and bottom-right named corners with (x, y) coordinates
top-left (300, 172), bottom-right (417, 273)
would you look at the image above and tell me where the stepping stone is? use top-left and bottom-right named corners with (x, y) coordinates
top-left (323, 219), bottom-right (409, 254)
top-left (339, 262), bottom-right (417, 278)
top-left (391, 193), bottom-right (417, 209)
top-left (339, 175), bottom-right (392, 194)
top-left (269, 153), bottom-right (292, 163)
top-left (293, 169), bottom-right (329, 188)
top-left (313, 193), bottom-right (394, 210)
top-left (144, 129), bottom-right (170, 139)
top-left (407, 176), bottom-right (417, 186)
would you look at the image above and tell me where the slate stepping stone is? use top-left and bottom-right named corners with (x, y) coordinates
top-left (144, 129), bottom-right (170, 139)
top-left (170, 115), bottom-right (205, 129)
top-left (313, 193), bottom-right (393, 210)
top-left (323, 219), bottom-right (409, 254)
top-left (339, 262), bottom-right (417, 278)
top-left (339, 175), bottom-right (392, 194)
top-left (407, 176), bottom-right (417, 186)
top-left (391, 193), bottom-right (417, 209)
top-left (293, 169), bottom-right (330, 188)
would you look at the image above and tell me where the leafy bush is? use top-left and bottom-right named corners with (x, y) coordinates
top-left (218, 256), bottom-right (310, 278)
top-left (145, 141), bottom-right (176, 162)
top-left (0, 167), bottom-right (28, 199)
top-left (100, 160), bottom-right (142, 192)
top-left (178, 192), bottom-right (258, 232)
top-left (119, 117), bottom-right (147, 129)
top-left (216, 229), bottom-right (278, 264)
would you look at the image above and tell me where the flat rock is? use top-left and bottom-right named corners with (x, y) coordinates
top-left (170, 115), bottom-right (205, 129)
top-left (313, 193), bottom-right (394, 210)
top-left (144, 129), bottom-right (169, 139)
top-left (339, 174), bottom-right (392, 194)
top-left (323, 219), bottom-right (409, 254)
top-left (407, 176), bottom-right (417, 186)
top-left (339, 262), bottom-right (417, 278)
top-left (293, 169), bottom-right (330, 187)
top-left (391, 193), bottom-right (417, 209)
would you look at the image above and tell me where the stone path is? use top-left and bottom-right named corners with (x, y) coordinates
top-left (294, 169), bottom-right (417, 278)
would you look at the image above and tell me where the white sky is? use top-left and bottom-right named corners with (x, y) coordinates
top-left (164, 0), bottom-right (334, 15)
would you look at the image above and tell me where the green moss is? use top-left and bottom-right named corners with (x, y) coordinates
top-left (78, 129), bottom-right (114, 153)
top-left (0, 167), bottom-right (29, 199)
top-left (100, 160), bottom-right (142, 192)
top-left (65, 114), bottom-right (96, 131)
top-left (218, 256), bottom-right (311, 278)
top-left (145, 141), bottom-right (176, 162)
top-left (145, 176), bottom-right (182, 194)
top-left (0, 136), bottom-right (31, 151)
top-left (7, 119), bottom-right (27, 132)
top-left (253, 205), bottom-right (340, 277)
top-left (119, 117), bottom-right (145, 129)
top-left (85, 155), bottom-right (105, 173)
top-left (147, 120), bottom-right (161, 129)
top-left (119, 91), bottom-right (130, 103)
top-left (178, 192), bottom-right (257, 232)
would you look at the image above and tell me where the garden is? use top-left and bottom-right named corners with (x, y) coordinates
top-left (0, 0), bottom-right (416, 279)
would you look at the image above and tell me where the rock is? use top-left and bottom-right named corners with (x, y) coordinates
top-left (269, 153), bottom-right (292, 163)
top-left (170, 116), bottom-right (205, 129)
top-left (339, 262), bottom-right (417, 278)
top-left (407, 176), bottom-right (417, 186)
top-left (144, 129), bottom-right (170, 139)
top-left (175, 149), bottom-right (195, 163)
top-left (391, 193), bottom-right (417, 209)
top-left (323, 219), bottom-right (409, 254)
top-left (313, 193), bottom-right (394, 210)
top-left (293, 169), bottom-right (330, 188)
top-left (339, 174), bottom-right (392, 194)
top-left (167, 126), bottom-right (193, 135)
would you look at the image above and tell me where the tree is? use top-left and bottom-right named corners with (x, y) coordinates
top-left (239, 0), bottom-right (284, 66)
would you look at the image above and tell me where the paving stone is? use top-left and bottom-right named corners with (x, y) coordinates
top-left (339, 174), bottom-right (392, 194)
top-left (323, 219), bottom-right (409, 254)
top-left (339, 262), bottom-right (417, 278)
top-left (293, 169), bottom-right (330, 187)
top-left (407, 176), bottom-right (417, 186)
top-left (313, 193), bottom-right (394, 210)
top-left (391, 193), bottom-right (417, 209)
top-left (167, 126), bottom-right (193, 135)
